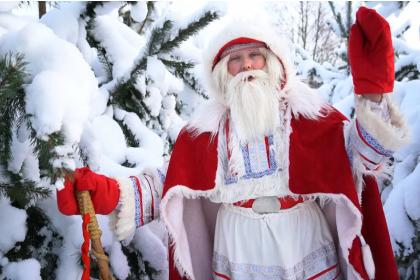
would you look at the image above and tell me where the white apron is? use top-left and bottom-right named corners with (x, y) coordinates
top-left (212, 200), bottom-right (341, 280)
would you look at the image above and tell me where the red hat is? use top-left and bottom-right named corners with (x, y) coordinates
top-left (212, 37), bottom-right (267, 70)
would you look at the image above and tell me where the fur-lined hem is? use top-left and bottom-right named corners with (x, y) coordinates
top-left (160, 184), bottom-right (366, 280)
top-left (355, 95), bottom-right (410, 151)
top-left (112, 177), bottom-right (136, 241)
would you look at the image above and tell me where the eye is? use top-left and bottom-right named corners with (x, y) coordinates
top-left (229, 55), bottom-right (240, 62)
top-left (250, 52), bottom-right (262, 58)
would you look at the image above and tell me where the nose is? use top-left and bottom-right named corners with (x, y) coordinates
top-left (242, 57), bottom-right (253, 71)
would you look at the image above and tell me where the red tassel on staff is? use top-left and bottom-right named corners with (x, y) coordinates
top-left (81, 213), bottom-right (91, 280)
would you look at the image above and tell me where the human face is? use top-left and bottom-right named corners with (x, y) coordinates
top-left (227, 47), bottom-right (266, 76)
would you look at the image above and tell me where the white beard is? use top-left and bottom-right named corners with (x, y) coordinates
top-left (226, 69), bottom-right (280, 143)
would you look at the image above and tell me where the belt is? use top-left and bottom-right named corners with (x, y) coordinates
top-left (233, 196), bottom-right (304, 210)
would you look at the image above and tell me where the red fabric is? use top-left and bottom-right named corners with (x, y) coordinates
top-left (348, 237), bottom-right (370, 280)
top-left (57, 167), bottom-right (120, 215)
top-left (163, 108), bottom-right (399, 279)
top-left (361, 175), bottom-right (399, 280)
top-left (132, 176), bottom-right (145, 225)
top-left (162, 129), bottom-right (218, 197)
top-left (233, 196), bottom-right (304, 209)
top-left (288, 108), bottom-right (360, 207)
top-left (349, 6), bottom-right (394, 94)
top-left (169, 245), bottom-right (187, 280)
top-left (212, 37), bottom-right (267, 69)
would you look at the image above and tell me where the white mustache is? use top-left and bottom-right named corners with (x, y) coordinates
top-left (230, 70), bottom-right (268, 84)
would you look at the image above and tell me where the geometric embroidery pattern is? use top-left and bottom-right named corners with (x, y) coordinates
top-left (213, 242), bottom-right (339, 280)
top-left (356, 120), bottom-right (393, 157)
top-left (225, 135), bottom-right (278, 185)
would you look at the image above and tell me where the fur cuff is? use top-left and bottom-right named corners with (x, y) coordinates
top-left (355, 95), bottom-right (410, 151)
top-left (111, 177), bottom-right (136, 241)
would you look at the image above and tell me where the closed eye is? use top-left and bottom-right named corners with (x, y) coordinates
top-left (229, 56), bottom-right (240, 62)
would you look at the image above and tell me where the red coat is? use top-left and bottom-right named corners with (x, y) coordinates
top-left (161, 108), bottom-right (398, 280)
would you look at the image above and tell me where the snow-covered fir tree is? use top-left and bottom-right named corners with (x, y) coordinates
top-left (0, 2), bottom-right (220, 279)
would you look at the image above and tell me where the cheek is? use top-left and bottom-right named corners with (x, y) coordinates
top-left (228, 61), bottom-right (241, 76)
top-left (254, 57), bottom-right (266, 70)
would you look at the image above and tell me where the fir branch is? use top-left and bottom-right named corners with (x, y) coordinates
top-left (0, 52), bottom-right (66, 206)
top-left (0, 53), bottom-right (27, 99)
top-left (160, 58), bottom-right (208, 99)
top-left (160, 11), bottom-right (219, 54)
top-left (32, 131), bottom-right (67, 182)
top-left (148, 20), bottom-right (173, 55)
top-left (82, 1), bottom-right (104, 20)
top-left (116, 118), bottom-right (140, 147)
top-left (0, 180), bottom-right (50, 208)
top-left (328, 2), bottom-right (348, 38)
top-left (128, 9), bottom-right (219, 83)
top-left (127, 20), bottom-right (174, 79)
top-left (138, 2), bottom-right (155, 34)
top-left (82, 1), bottom-right (114, 83)
top-left (395, 64), bottom-right (420, 81)
top-left (159, 59), bottom-right (194, 70)
top-left (4, 206), bottom-right (62, 278)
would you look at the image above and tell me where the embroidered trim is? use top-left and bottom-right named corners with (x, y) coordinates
top-left (129, 177), bottom-right (142, 227)
top-left (157, 168), bottom-right (166, 184)
top-left (214, 271), bottom-right (231, 280)
top-left (224, 134), bottom-right (278, 184)
top-left (212, 242), bottom-right (338, 280)
top-left (356, 120), bottom-right (393, 157)
top-left (144, 175), bottom-right (158, 219)
top-left (307, 264), bottom-right (340, 280)
top-left (241, 135), bottom-right (277, 180)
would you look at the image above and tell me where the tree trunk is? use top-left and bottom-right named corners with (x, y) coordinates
top-left (38, 1), bottom-right (46, 19)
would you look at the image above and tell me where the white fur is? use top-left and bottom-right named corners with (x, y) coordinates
top-left (359, 235), bottom-right (375, 279)
top-left (355, 94), bottom-right (410, 151)
top-left (226, 70), bottom-right (280, 143)
top-left (111, 177), bottom-right (136, 241)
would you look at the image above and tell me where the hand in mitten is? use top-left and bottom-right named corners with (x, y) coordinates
top-left (57, 167), bottom-right (120, 215)
top-left (349, 6), bottom-right (394, 95)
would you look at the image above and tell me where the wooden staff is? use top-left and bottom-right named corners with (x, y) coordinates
top-left (76, 190), bottom-right (115, 280)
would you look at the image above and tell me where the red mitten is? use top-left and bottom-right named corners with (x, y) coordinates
top-left (57, 167), bottom-right (120, 215)
top-left (349, 6), bottom-right (394, 94)
top-left (57, 175), bottom-right (79, 215)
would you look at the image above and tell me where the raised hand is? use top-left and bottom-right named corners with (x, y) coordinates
top-left (349, 6), bottom-right (394, 96)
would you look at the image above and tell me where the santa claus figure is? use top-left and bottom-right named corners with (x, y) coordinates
top-left (58, 7), bottom-right (409, 280)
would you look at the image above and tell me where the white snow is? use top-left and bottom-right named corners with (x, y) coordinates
top-left (0, 23), bottom-right (98, 145)
top-left (40, 2), bottom-right (84, 45)
top-left (90, 114), bottom-right (127, 164)
top-left (131, 2), bottom-right (148, 23)
top-left (0, 198), bottom-right (27, 252)
top-left (0, 2), bottom-right (18, 13)
top-left (93, 14), bottom-right (146, 79)
top-left (109, 241), bottom-right (130, 280)
top-left (3, 258), bottom-right (42, 280)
